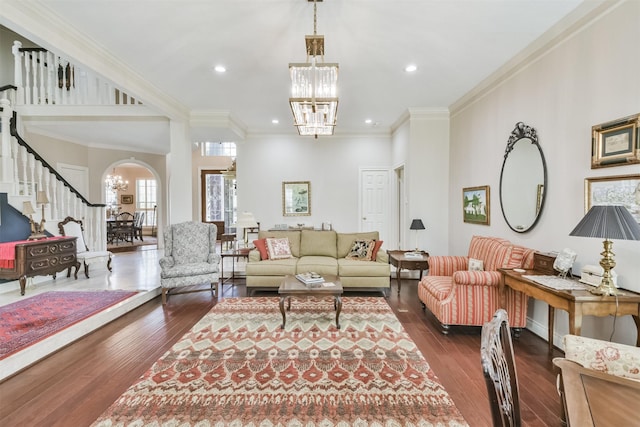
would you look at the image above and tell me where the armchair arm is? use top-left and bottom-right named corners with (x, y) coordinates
top-left (208, 252), bottom-right (221, 265)
top-left (159, 256), bottom-right (175, 271)
top-left (451, 270), bottom-right (502, 286)
top-left (428, 256), bottom-right (468, 276)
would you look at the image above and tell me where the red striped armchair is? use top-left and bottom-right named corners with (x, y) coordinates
top-left (417, 235), bottom-right (535, 334)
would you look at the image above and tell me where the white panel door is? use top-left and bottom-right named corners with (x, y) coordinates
top-left (360, 169), bottom-right (389, 239)
top-left (57, 162), bottom-right (89, 198)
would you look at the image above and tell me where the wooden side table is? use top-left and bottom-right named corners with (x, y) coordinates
top-left (387, 250), bottom-right (429, 295)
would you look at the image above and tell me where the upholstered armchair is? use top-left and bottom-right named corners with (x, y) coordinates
top-left (562, 334), bottom-right (640, 381)
top-left (417, 235), bottom-right (535, 334)
top-left (58, 216), bottom-right (113, 278)
top-left (159, 221), bottom-right (221, 304)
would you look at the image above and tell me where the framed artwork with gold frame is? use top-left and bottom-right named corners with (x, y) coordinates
top-left (585, 174), bottom-right (640, 224)
top-left (462, 185), bottom-right (490, 225)
top-left (282, 181), bottom-right (311, 216)
top-left (591, 114), bottom-right (640, 169)
top-left (120, 194), bottom-right (133, 204)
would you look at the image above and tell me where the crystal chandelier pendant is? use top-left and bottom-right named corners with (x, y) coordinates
top-left (289, 1), bottom-right (338, 138)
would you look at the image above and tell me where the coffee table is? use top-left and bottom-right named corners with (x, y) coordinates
top-left (278, 274), bottom-right (343, 329)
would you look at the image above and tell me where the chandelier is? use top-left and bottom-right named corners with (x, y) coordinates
top-left (105, 169), bottom-right (128, 191)
top-left (289, 0), bottom-right (338, 138)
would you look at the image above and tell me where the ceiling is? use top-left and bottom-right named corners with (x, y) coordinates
top-left (2, 0), bottom-right (603, 153)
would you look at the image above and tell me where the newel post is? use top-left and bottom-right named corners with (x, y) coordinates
top-left (12, 41), bottom-right (24, 105)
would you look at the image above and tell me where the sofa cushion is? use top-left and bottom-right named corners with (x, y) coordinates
top-left (258, 230), bottom-right (301, 257)
top-left (337, 232), bottom-right (379, 258)
top-left (338, 258), bottom-right (391, 277)
top-left (296, 256), bottom-right (338, 276)
top-left (300, 230), bottom-right (337, 258)
top-left (345, 239), bottom-right (375, 261)
top-left (266, 238), bottom-right (292, 259)
top-left (245, 257), bottom-right (298, 276)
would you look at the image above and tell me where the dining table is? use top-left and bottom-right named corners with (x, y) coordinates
top-left (107, 218), bottom-right (134, 244)
top-left (553, 357), bottom-right (640, 427)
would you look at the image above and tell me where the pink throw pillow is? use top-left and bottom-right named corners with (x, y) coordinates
top-left (253, 238), bottom-right (269, 260)
top-left (371, 240), bottom-right (383, 260)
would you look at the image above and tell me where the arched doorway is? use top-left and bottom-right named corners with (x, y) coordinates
top-left (104, 162), bottom-right (159, 252)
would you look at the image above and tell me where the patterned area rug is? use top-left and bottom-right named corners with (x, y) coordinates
top-left (92, 297), bottom-right (468, 426)
top-left (0, 290), bottom-right (138, 360)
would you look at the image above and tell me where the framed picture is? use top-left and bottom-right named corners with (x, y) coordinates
top-left (585, 174), bottom-right (640, 224)
top-left (591, 114), bottom-right (640, 169)
top-left (282, 181), bottom-right (311, 216)
top-left (463, 185), bottom-right (490, 225)
top-left (121, 194), bottom-right (133, 204)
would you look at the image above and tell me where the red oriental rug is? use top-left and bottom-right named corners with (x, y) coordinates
top-left (0, 290), bottom-right (138, 360)
top-left (92, 297), bottom-right (469, 426)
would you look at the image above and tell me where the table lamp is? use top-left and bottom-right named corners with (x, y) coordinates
top-left (410, 219), bottom-right (426, 253)
top-left (569, 205), bottom-right (640, 296)
top-left (234, 212), bottom-right (259, 248)
top-left (23, 200), bottom-right (46, 240)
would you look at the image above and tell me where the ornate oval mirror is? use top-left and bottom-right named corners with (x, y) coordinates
top-left (499, 122), bottom-right (547, 233)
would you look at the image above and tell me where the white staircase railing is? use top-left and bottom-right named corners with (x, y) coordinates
top-left (0, 94), bottom-right (107, 251)
top-left (12, 41), bottom-right (141, 107)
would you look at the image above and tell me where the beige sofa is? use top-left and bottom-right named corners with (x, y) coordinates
top-left (246, 229), bottom-right (390, 294)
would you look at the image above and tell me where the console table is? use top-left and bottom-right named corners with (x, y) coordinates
top-left (499, 268), bottom-right (640, 352)
top-left (0, 237), bottom-right (78, 295)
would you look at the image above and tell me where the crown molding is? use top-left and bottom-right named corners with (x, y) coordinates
top-left (449, 0), bottom-right (615, 117)
top-left (1, 1), bottom-right (189, 122)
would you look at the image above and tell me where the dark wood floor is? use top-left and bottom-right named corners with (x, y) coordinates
top-left (0, 279), bottom-right (565, 427)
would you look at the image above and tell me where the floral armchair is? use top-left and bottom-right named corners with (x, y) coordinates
top-left (562, 334), bottom-right (640, 381)
top-left (417, 235), bottom-right (535, 334)
top-left (159, 221), bottom-right (221, 304)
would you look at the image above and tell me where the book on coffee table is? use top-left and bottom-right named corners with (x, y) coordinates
top-left (296, 272), bottom-right (324, 285)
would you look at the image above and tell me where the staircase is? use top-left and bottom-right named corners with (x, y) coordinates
top-left (0, 40), bottom-right (143, 254)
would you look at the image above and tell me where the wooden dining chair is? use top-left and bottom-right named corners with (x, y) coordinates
top-left (480, 309), bottom-right (521, 427)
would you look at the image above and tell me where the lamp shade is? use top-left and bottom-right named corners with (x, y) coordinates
top-left (22, 201), bottom-right (36, 215)
top-left (36, 191), bottom-right (49, 205)
top-left (410, 219), bottom-right (426, 230)
top-left (235, 212), bottom-right (258, 229)
top-left (570, 205), bottom-right (640, 241)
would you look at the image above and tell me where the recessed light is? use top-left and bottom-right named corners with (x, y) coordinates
top-left (405, 64), bottom-right (417, 73)
top-left (365, 119), bottom-right (373, 124)
top-left (214, 65), bottom-right (226, 73)
top-left (272, 119), bottom-right (279, 124)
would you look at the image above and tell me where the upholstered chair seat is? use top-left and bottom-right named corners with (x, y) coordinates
top-left (159, 221), bottom-right (221, 304)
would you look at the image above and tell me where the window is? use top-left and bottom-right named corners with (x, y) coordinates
top-left (200, 141), bottom-right (236, 157)
top-left (201, 170), bottom-right (236, 228)
top-left (136, 179), bottom-right (157, 227)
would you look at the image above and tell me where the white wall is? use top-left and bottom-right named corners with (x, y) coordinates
top-left (238, 133), bottom-right (391, 236)
top-left (449, 0), bottom-right (640, 345)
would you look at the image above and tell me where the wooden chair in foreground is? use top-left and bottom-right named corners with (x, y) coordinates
top-left (159, 221), bottom-right (221, 304)
top-left (58, 216), bottom-right (113, 278)
top-left (480, 309), bottom-right (521, 427)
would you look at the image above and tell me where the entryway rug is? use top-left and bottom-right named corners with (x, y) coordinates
top-left (0, 290), bottom-right (138, 360)
top-left (92, 296), bottom-right (469, 426)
